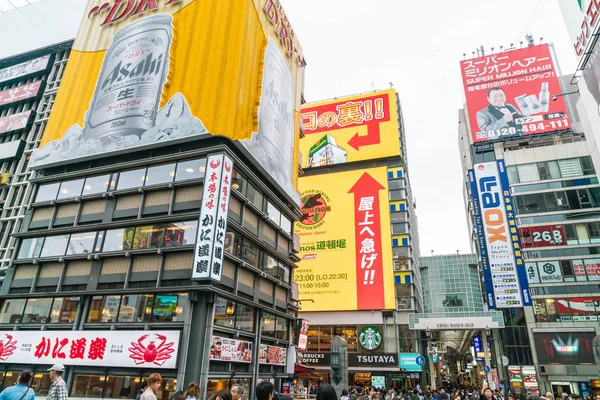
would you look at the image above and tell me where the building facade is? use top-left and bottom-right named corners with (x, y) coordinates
top-left (0, 1), bottom-right (307, 400)
top-left (295, 89), bottom-right (423, 389)
top-left (459, 53), bottom-right (600, 396)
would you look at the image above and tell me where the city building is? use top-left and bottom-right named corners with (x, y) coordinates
top-left (294, 89), bottom-right (424, 389)
top-left (459, 41), bottom-right (600, 397)
top-left (0, 2), bottom-right (307, 400)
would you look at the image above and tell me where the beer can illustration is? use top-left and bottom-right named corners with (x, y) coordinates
top-left (83, 14), bottom-right (173, 140)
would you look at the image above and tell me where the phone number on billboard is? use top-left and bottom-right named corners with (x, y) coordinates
top-left (477, 118), bottom-right (569, 140)
top-left (295, 273), bottom-right (348, 282)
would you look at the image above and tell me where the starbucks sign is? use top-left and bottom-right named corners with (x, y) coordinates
top-left (358, 326), bottom-right (382, 350)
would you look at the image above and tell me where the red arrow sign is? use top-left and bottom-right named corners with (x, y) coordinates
top-left (348, 172), bottom-right (386, 310)
top-left (347, 120), bottom-right (381, 151)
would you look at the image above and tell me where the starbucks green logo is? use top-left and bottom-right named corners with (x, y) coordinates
top-left (358, 326), bottom-right (382, 350)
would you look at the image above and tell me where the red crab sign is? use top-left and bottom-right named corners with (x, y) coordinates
top-left (0, 331), bottom-right (179, 369)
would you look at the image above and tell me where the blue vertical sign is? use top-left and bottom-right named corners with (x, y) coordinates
top-left (468, 168), bottom-right (496, 309)
top-left (497, 159), bottom-right (531, 306)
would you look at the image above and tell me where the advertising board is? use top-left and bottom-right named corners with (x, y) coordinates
top-left (473, 160), bottom-right (531, 308)
top-left (399, 353), bottom-right (424, 372)
top-left (519, 225), bottom-right (566, 248)
top-left (209, 336), bottom-right (252, 363)
top-left (0, 330), bottom-right (179, 369)
top-left (295, 319), bottom-right (309, 351)
top-left (460, 44), bottom-right (571, 143)
top-left (295, 167), bottom-right (395, 311)
top-left (533, 331), bottom-right (596, 364)
top-left (30, 0), bottom-right (305, 202)
top-left (0, 111), bottom-right (35, 136)
top-left (299, 89), bottom-right (400, 168)
top-left (0, 81), bottom-right (44, 108)
top-left (0, 55), bottom-right (52, 84)
top-left (259, 344), bottom-right (287, 366)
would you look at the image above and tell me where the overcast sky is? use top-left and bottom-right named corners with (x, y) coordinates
top-left (282, 0), bottom-right (579, 256)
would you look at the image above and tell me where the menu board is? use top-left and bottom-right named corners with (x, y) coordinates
top-left (209, 336), bottom-right (252, 363)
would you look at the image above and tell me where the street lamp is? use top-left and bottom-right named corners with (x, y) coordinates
top-left (485, 326), bottom-right (492, 337)
top-left (331, 347), bottom-right (342, 385)
top-left (426, 328), bottom-right (431, 338)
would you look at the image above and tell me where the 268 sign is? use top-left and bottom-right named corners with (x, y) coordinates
top-left (519, 225), bottom-right (566, 248)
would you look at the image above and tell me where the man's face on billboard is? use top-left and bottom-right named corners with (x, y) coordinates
top-left (488, 89), bottom-right (506, 107)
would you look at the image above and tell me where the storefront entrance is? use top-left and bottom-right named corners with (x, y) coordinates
top-left (352, 373), bottom-right (372, 386)
top-left (552, 383), bottom-right (572, 398)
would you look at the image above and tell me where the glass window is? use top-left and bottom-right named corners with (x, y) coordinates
top-left (57, 179), bottom-right (84, 199)
top-left (118, 294), bottom-right (153, 323)
top-left (241, 239), bottom-right (260, 268)
top-left (280, 215), bottom-right (291, 235)
top-left (543, 192), bottom-right (558, 212)
top-left (388, 179), bottom-right (405, 190)
top-left (566, 189), bottom-right (581, 209)
top-left (67, 232), bottom-right (97, 255)
top-left (175, 158), bottom-right (206, 181)
top-left (262, 254), bottom-right (278, 278)
top-left (22, 298), bottom-right (53, 323)
top-left (579, 189), bottom-right (592, 208)
top-left (588, 222), bottom-right (600, 238)
top-left (145, 163), bottom-right (176, 186)
top-left (132, 224), bottom-right (166, 249)
top-left (40, 235), bottom-right (69, 257)
top-left (18, 237), bottom-right (44, 259)
top-left (556, 191), bottom-right (569, 210)
top-left (548, 160), bottom-right (561, 179)
top-left (231, 169), bottom-right (247, 195)
top-left (389, 190), bottom-right (405, 201)
top-left (589, 187), bottom-right (600, 207)
top-left (507, 166), bottom-right (519, 184)
top-left (581, 156), bottom-right (595, 175)
top-left (517, 163), bottom-right (539, 182)
top-left (247, 184), bottom-right (263, 210)
top-left (564, 224), bottom-right (577, 240)
top-left (103, 375), bottom-right (141, 399)
top-left (82, 175), bottom-right (111, 196)
top-left (117, 168), bottom-right (147, 190)
top-left (261, 313), bottom-right (275, 337)
top-left (275, 317), bottom-right (287, 340)
top-left (226, 231), bottom-right (242, 258)
top-left (32, 373), bottom-right (52, 396)
top-left (152, 293), bottom-right (187, 322)
top-left (214, 297), bottom-right (235, 328)
top-left (537, 162), bottom-right (550, 180)
top-left (307, 327), bottom-right (318, 351)
top-left (319, 326), bottom-right (333, 351)
top-left (0, 299), bottom-right (26, 323)
top-left (164, 221), bottom-right (198, 247)
top-left (235, 303), bottom-right (255, 332)
top-left (70, 374), bottom-right (105, 398)
top-left (391, 223), bottom-right (407, 234)
top-left (523, 193), bottom-right (546, 213)
top-left (267, 202), bottom-right (281, 225)
top-left (87, 295), bottom-right (121, 323)
top-left (559, 158), bottom-right (583, 177)
top-left (544, 298), bottom-right (560, 322)
top-left (35, 182), bottom-right (60, 203)
top-left (49, 297), bottom-right (79, 323)
top-left (103, 228), bottom-right (135, 251)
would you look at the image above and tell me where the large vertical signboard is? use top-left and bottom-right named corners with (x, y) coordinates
top-left (295, 167), bottom-right (395, 311)
top-left (299, 90), bottom-right (400, 168)
top-left (29, 0), bottom-right (304, 202)
top-left (460, 44), bottom-right (571, 143)
top-left (473, 160), bottom-right (531, 308)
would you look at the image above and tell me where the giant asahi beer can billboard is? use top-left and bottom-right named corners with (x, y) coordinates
top-left (31, 0), bottom-right (305, 202)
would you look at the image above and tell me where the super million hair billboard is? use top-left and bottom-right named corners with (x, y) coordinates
top-left (31, 0), bottom-right (305, 202)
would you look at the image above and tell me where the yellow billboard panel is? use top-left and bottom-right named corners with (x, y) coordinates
top-left (299, 89), bottom-right (400, 168)
top-left (295, 167), bottom-right (395, 312)
top-left (31, 0), bottom-right (304, 201)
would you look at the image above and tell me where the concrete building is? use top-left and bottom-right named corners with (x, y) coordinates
top-left (459, 60), bottom-right (600, 396)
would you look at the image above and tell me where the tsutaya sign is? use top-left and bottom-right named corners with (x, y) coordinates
top-left (0, 331), bottom-right (180, 369)
top-left (410, 316), bottom-right (503, 331)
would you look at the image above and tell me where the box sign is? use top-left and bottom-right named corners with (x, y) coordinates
top-left (472, 161), bottom-right (531, 308)
top-left (519, 225), bottom-right (566, 248)
top-left (295, 167), bottom-right (395, 311)
top-left (192, 154), bottom-right (233, 282)
top-left (295, 319), bottom-right (310, 352)
top-left (0, 140), bottom-right (26, 163)
top-left (460, 44), bottom-right (571, 143)
top-left (0, 55), bottom-right (52, 84)
top-left (30, 0), bottom-right (305, 204)
top-left (0, 81), bottom-right (44, 108)
top-left (209, 336), bottom-right (286, 365)
top-left (411, 316), bottom-right (502, 330)
top-left (0, 330), bottom-right (179, 369)
top-left (0, 110), bottom-right (34, 136)
top-left (297, 352), bottom-right (330, 367)
top-left (371, 376), bottom-right (386, 389)
top-left (299, 89), bottom-right (401, 168)
top-left (348, 353), bottom-right (398, 367)
top-left (533, 331), bottom-right (596, 365)
top-left (399, 353), bottom-right (423, 372)
top-left (259, 344), bottom-right (287, 366)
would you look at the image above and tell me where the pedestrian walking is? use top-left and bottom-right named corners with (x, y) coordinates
top-left (341, 390), bottom-right (351, 400)
top-left (317, 384), bottom-right (338, 400)
top-left (256, 381), bottom-right (274, 400)
top-left (136, 383), bottom-right (148, 400)
top-left (214, 390), bottom-right (232, 400)
top-left (231, 385), bottom-right (244, 400)
top-left (46, 364), bottom-right (68, 400)
top-left (140, 373), bottom-right (162, 400)
top-left (0, 370), bottom-right (34, 400)
top-left (186, 383), bottom-right (200, 400)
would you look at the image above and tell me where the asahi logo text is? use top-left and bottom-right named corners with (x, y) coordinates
top-left (102, 52), bottom-right (164, 90)
top-left (88, 0), bottom-right (182, 26)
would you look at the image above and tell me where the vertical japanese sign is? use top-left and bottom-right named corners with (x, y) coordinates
top-left (193, 154), bottom-right (234, 281)
top-left (468, 168), bottom-right (495, 309)
top-left (295, 167), bottom-right (395, 311)
top-left (0, 331), bottom-right (179, 369)
top-left (474, 161), bottom-right (530, 308)
top-left (299, 90), bottom-right (400, 168)
top-left (460, 44), bottom-right (571, 143)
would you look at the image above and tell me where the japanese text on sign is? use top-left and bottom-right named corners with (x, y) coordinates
top-left (0, 81), bottom-right (43, 107)
top-left (0, 55), bottom-right (51, 85)
top-left (193, 154), bottom-right (234, 281)
top-left (0, 110), bottom-right (33, 135)
top-left (0, 331), bottom-right (179, 369)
